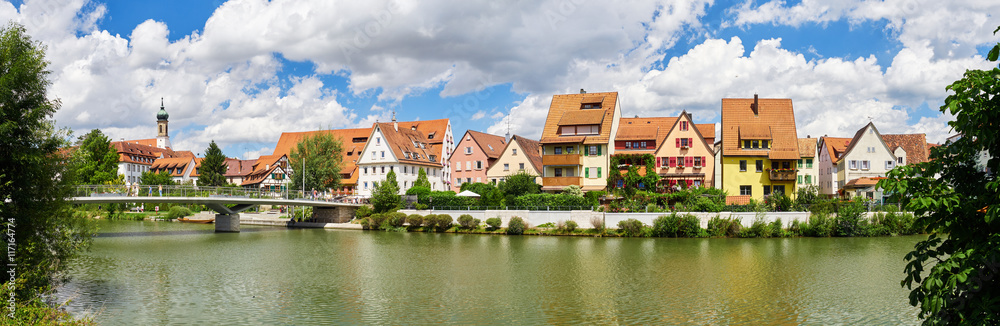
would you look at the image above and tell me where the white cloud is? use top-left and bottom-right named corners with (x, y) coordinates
top-left (490, 112), bottom-right (504, 119)
top-left (470, 110), bottom-right (486, 120)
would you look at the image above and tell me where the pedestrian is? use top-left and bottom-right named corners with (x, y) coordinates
top-left (158, 184), bottom-right (163, 197)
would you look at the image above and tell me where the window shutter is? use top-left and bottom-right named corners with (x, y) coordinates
top-left (669, 157), bottom-right (676, 167)
top-left (585, 167), bottom-right (590, 178)
top-left (656, 157), bottom-right (661, 167)
top-left (597, 167), bottom-right (601, 178)
top-left (676, 138), bottom-right (680, 148)
top-left (686, 180), bottom-right (693, 186)
top-left (701, 156), bottom-right (706, 167)
top-left (685, 157), bottom-right (693, 166)
top-left (597, 145), bottom-right (602, 156)
top-left (688, 138), bottom-right (693, 146)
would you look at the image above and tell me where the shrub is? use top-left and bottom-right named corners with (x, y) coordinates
top-left (485, 217), bottom-right (502, 231)
top-left (617, 218), bottom-right (646, 237)
top-left (367, 213), bottom-right (387, 230)
top-left (355, 205), bottom-right (373, 218)
top-left (458, 214), bottom-right (476, 229)
top-left (406, 214), bottom-right (424, 228)
top-left (707, 215), bottom-right (742, 237)
top-left (564, 220), bottom-right (578, 233)
top-left (415, 203), bottom-right (428, 210)
top-left (590, 216), bottom-right (605, 233)
top-left (679, 214), bottom-right (701, 237)
top-left (768, 218), bottom-right (784, 237)
top-left (741, 217), bottom-right (769, 238)
top-left (507, 217), bottom-right (526, 235)
top-left (536, 222), bottom-right (556, 228)
top-left (434, 214), bottom-right (453, 232)
top-left (788, 219), bottom-right (803, 236)
top-left (165, 206), bottom-right (192, 219)
top-left (808, 212), bottom-right (833, 237)
top-left (384, 212), bottom-right (407, 228)
top-left (835, 201), bottom-right (865, 237)
top-left (422, 214), bottom-right (437, 230)
top-left (652, 214), bottom-right (681, 237)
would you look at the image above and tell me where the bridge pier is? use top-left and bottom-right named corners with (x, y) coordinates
top-left (312, 206), bottom-right (357, 223)
top-left (215, 213), bottom-right (240, 232)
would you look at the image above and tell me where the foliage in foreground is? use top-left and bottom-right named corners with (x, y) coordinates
top-left (877, 26), bottom-right (1000, 324)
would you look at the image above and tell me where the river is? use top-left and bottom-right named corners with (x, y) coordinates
top-left (58, 220), bottom-right (922, 325)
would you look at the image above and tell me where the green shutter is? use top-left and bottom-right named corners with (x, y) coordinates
top-left (798, 175), bottom-right (802, 184)
top-left (597, 145), bottom-right (602, 156)
top-left (597, 167), bottom-right (602, 178)
top-left (583, 146), bottom-right (588, 156)
top-left (585, 167), bottom-right (590, 178)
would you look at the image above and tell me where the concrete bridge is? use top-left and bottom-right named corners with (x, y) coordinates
top-left (70, 185), bottom-right (363, 232)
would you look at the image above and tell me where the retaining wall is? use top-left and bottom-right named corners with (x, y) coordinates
top-left (398, 209), bottom-right (893, 229)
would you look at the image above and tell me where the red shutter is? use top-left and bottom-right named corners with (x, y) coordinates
top-left (669, 157), bottom-right (676, 167)
top-left (676, 138), bottom-right (680, 148)
top-left (656, 157), bottom-right (661, 167)
top-left (689, 138), bottom-right (693, 146)
top-left (686, 180), bottom-right (693, 186)
top-left (686, 157), bottom-right (693, 167)
top-left (701, 156), bottom-right (706, 167)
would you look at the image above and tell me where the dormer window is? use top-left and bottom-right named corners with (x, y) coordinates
top-left (560, 125), bottom-right (599, 136)
top-left (741, 139), bottom-right (770, 149)
top-left (581, 103), bottom-right (601, 109)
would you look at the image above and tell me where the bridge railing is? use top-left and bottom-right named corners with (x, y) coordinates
top-left (73, 185), bottom-right (295, 200)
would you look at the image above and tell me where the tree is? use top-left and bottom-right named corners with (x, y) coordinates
top-left (74, 128), bottom-right (121, 185)
top-left (498, 171), bottom-right (541, 196)
top-left (371, 170), bottom-right (401, 213)
top-left (289, 132), bottom-right (343, 192)
top-left (413, 167), bottom-right (431, 189)
top-left (0, 22), bottom-right (94, 304)
top-left (879, 27), bottom-right (1000, 325)
top-left (141, 170), bottom-right (176, 186)
top-left (198, 140), bottom-right (227, 187)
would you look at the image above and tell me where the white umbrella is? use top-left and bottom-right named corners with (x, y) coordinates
top-left (456, 190), bottom-right (481, 197)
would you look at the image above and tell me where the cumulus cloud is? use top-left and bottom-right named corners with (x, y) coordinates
top-left (470, 111), bottom-right (486, 120)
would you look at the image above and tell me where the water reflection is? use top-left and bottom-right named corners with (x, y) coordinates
top-left (59, 221), bottom-right (922, 325)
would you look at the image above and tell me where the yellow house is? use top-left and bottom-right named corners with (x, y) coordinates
top-left (720, 95), bottom-right (801, 203)
top-left (486, 135), bottom-right (543, 185)
top-left (539, 90), bottom-right (622, 192)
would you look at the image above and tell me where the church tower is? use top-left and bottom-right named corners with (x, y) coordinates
top-left (156, 98), bottom-right (171, 149)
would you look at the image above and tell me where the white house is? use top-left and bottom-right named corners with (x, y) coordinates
top-left (356, 120), bottom-right (447, 197)
top-left (820, 122), bottom-right (898, 199)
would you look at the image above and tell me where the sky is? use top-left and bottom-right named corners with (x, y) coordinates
top-left (2, 0), bottom-right (997, 159)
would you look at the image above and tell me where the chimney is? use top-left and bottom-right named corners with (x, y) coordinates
top-left (392, 110), bottom-right (398, 131)
top-left (752, 94), bottom-right (759, 116)
top-left (580, 88), bottom-right (586, 94)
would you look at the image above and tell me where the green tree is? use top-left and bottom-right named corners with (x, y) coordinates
top-left (74, 128), bottom-right (121, 185)
top-left (0, 22), bottom-right (94, 305)
top-left (879, 27), bottom-right (1000, 324)
top-left (371, 170), bottom-right (401, 213)
top-left (198, 140), bottom-right (227, 187)
top-left (498, 171), bottom-right (541, 196)
top-left (413, 167), bottom-right (431, 189)
top-left (289, 132), bottom-right (343, 192)
top-left (141, 170), bottom-right (176, 186)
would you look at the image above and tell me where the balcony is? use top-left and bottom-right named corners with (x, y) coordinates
top-left (769, 169), bottom-right (797, 181)
top-left (543, 176), bottom-right (582, 187)
top-left (542, 154), bottom-right (582, 166)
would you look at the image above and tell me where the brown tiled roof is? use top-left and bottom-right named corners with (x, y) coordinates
top-left (721, 97), bottom-right (799, 159)
top-left (240, 155), bottom-right (286, 186)
top-left (798, 138), bottom-right (817, 158)
top-left (511, 134), bottom-right (543, 173)
top-left (397, 119), bottom-right (450, 146)
top-left (558, 110), bottom-right (606, 126)
top-left (617, 117), bottom-right (676, 143)
top-left (821, 137), bottom-right (853, 164)
top-left (223, 158), bottom-right (255, 177)
top-left (882, 133), bottom-right (929, 164)
top-left (696, 124), bottom-right (715, 143)
top-left (540, 92), bottom-right (618, 145)
top-left (374, 123), bottom-right (443, 168)
top-left (845, 177), bottom-right (884, 188)
top-left (272, 128), bottom-right (371, 184)
top-left (150, 157), bottom-right (193, 177)
top-left (739, 124), bottom-right (771, 139)
top-left (129, 138), bottom-right (158, 147)
top-left (466, 130), bottom-right (507, 159)
top-left (112, 141), bottom-right (179, 165)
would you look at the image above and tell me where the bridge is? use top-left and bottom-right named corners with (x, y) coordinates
top-left (70, 185), bottom-right (363, 232)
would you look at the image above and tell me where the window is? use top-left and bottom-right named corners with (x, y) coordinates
top-left (465, 147), bottom-right (472, 154)
top-left (554, 147), bottom-right (562, 155)
top-left (504, 163), bottom-right (510, 171)
top-left (381, 151), bottom-right (385, 158)
top-left (681, 138), bottom-right (690, 148)
top-left (764, 185), bottom-right (771, 196)
top-left (850, 160), bottom-right (858, 170)
top-left (589, 145), bottom-right (600, 156)
top-left (806, 159), bottom-right (813, 168)
top-left (476, 177), bottom-right (481, 182)
top-left (798, 159), bottom-right (803, 167)
top-left (455, 164), bottom-right (461, 172)
top-left (555, 168), bottom-right (562, 177)
top-left (694, 156), bottom-right (702, 167)
top-left (743, 140), bottom-right (751, 149)
top-left (805, 175), bottom-right (812, 184)
top-left (886, 160), bottom-right (894, 170)
top-left (566, 146), bottom-right (574, 154)
top-left (676, 156), bottom-right (685, 167)
top-left (680, 121), bottom-right (688, 131)
top-left (512, 149), bottom-right (518, 155)
top-left (466, 161), bottom-right (471, 170)
top-left (773, 185), bottom-right (785, 195)
top-left (455, 178), bottom-right (462, 186)
top-left (466, 178), bottom-right (472, 183)
top-left (752, 140), bottom-right (759, 148)
top-left (762, 140), bottom-right (769, 149)
top-left (475, 161), bottom-right (483, 170)
top-left (782, 161), bottom-right (790, 169)
top-left (740, 185), bottom-right (752, 196)
top-left (565, 168), bottom-right (574, 177)
top-left (381, 166), bottom-right (385, 174)
top-left (798, 175), bottom-right (803, 184)
top-left (624, 142), bottom-right (631, 149)
top-left (861, 160), bottom-right (870, 170)
top-left (897, 157), bottom-right (904, 164)
top-left (519, 163), bottom-right (525, 170)
top-left (740, 160), bottom-right (747, 172)
top-left (756, 160), bottom-right (763, 172)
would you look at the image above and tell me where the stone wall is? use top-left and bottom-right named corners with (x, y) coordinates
top-left (398, 209), bottom-right (890, 229)
top-left (312, 206), bottom-right (356, 223)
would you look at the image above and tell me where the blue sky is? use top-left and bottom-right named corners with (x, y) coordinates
top-left (2, 0), bottom-right (996, 158)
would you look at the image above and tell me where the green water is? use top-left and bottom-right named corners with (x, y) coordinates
top-left (59, 220), bottom-right (922, 325)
